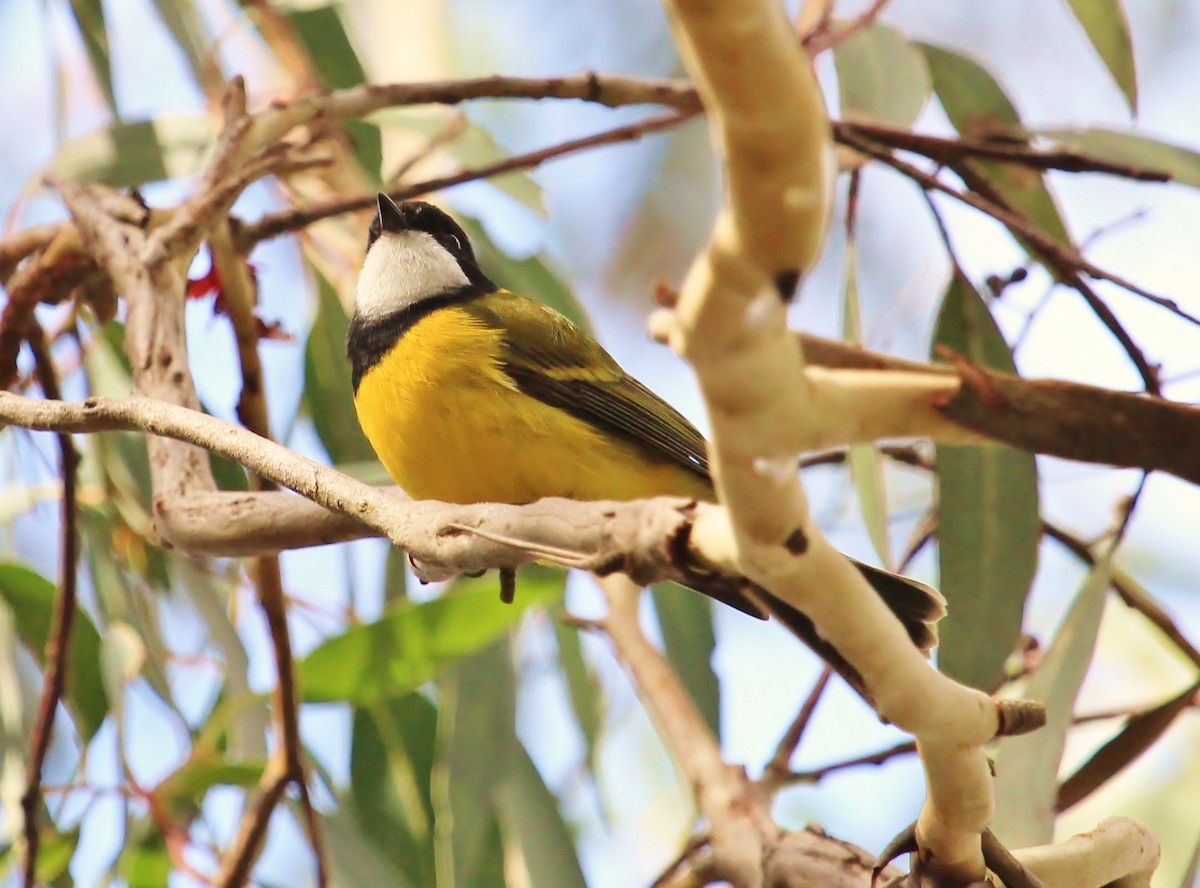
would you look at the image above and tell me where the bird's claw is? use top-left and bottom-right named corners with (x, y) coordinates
top-left (872, 825), bottom-right (1047, 888)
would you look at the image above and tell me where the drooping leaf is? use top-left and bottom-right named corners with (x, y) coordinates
top-left (146, 0), bottom-right (217, 93)
top-left (0, 562), bottom-right (108, 740)
top-left (119, 827), bottom-right (172, 888)
top-left (459, 217), bottom-right (590, 330)
top-left (350, 694), bottom-right (439, 886)
top-left (65, 0), bottom-right (116, 114)
top-left (1040, 127), bottom-right (1200, 189)
top-left (993, 556), bottom-right (1112, 847)
top-left (435, 635), bottom-right (518, 888)
top-left (1057, 680), bottom-right (1200, 811)
top-left (842, 237), bottom-right (891, 565)
top-left (302, 272), bottom-right (378, 465)
top-left (932, 272), bottom-right (1040, 692)
top-left (374, 111), bottom-right (546, 215)
top-left (323, 804), bottom-right (417, 888)
top-left (182, 559), bottom-right (270, 762)
top-left (299, 570), bottom-right (562, 704)
top-left (495, 743), bottom-right (588, 888)
top-left (920, 43), bottom-right (1071, 248)
top-left (834, 23), bottom-right (932, 129)
top-left (47, 116), bottom-right (213, 188)
top-left (651, 583), bottom-right (720, 738)
top-left (287, 3), bottom-right (382, 180)
top-left (553, 617), bottom-right (605, 771)
top-left (1062, 0), bottom-right (1138, 113)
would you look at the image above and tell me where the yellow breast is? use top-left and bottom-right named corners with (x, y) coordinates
top-left (352, 305), bottom-right (710, 505)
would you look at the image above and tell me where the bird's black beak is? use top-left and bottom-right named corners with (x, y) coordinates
top-left (376, 193), bottom-right (405, 233)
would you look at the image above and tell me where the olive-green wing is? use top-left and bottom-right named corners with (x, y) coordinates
top-left (464, 290), bottom-right (712, 484)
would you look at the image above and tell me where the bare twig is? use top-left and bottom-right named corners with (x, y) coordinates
top-left (839, 130), bottom-right (1169, 393)
top-left (783, 740), bottom-right (917, 786)
top-left (20, 324), bottom-right (79, 888)
top-left (761, 666), bottom-right (833, 790)
top-left (235, 110), bottom-right (696, 249)
top-left (804, 0), bottom-right (894, 54)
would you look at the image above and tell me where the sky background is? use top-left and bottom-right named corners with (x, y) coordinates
top-left (2, 0), bottom-right (1200, 885)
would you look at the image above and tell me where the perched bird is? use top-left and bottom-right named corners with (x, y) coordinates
top-left (348, 194), bottom-right (944, 692)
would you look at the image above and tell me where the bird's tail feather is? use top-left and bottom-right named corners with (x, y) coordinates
top-left (684, 561), bottom-right (944, 703)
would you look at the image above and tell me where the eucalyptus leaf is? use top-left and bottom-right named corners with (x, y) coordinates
top-left (933, 272), bottom-right (1040, 692)
top-left (65, 0), bottom-right (116, 113)
top-left (1062, 0), bottom-right (1138, 113)
top-left (350, 694), bottom-right (438, 886)
top-left (835, 23), bottom-right (932, 129)
top-left (993, 556), bottom-right (1112, 847)
top-left (303, 273), bottom-right (378, 465)
top-left (0, 562), bottom-right (108, 741)
top-left (287, 3), bottom-right (381, 180)
top-left (651, 583), bottom-right (720, 738)
top-left (1041, 127), bottom-right (1200, 189)
top-left (921, 43), bottom-right (1071, 248)
top-left (842, 238), bottom-right (891, 565)
top-left (47, 116), bottom-right (213, 188)
top-left (495, 743), bottom-right (588, 888)
top-left (553, 618), bottom-right (605, 771)
top-left (436, 636), bottom-right (518, 888)
top-left (459, 217), bottom-right (590, 329)
top-left (299, 570), bottom-right (562, 704)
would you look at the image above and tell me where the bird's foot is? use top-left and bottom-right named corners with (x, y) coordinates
top-left (872, 825), bottom-right (1047, 887)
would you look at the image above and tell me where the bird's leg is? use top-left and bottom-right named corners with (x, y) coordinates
top-left (499, 567), bottom-right (516, 604)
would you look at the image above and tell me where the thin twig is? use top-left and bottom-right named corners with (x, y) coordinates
top-left (804, 0), bottom-right (894, 54)
top-left (782, 740), bottom-right (917, 786)
top-left (209, 223), bottom-right (327, 887)
top-left (20, 323), bottom-right (79, 888)
top-left (761, 666), bottom-right (833, 790)
top-left (841, 130), bottom-right (1168, 394)
top-left (236, 110), bottom-right (697, 250)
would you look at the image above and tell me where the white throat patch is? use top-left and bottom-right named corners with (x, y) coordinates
top-left (354, 230), bottom-right (471, 321)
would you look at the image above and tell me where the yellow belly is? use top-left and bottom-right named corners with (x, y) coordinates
top-left (353, 306), bottom-right (711, 505)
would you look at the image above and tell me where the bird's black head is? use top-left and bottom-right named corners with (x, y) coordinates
top-left (369, 195), bottom-right (479, 270)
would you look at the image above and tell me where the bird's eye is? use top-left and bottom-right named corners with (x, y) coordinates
top-left (447, 234), bottom-right (462, 252)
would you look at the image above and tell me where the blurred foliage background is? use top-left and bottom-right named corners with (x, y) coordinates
top-left (2, 0), bottom-right (1200, 885)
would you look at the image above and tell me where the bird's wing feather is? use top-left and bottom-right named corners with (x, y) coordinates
top-left (464, 290), bottom-right (712, 483)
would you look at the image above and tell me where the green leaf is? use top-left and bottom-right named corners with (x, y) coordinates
top-left (0, 562), bottom-right (108, 740)
top-left (46, 116), bottom-right (213, 188)
top-left (842, 238), bottom-right (891, 565)
top-left (287, 4), bottom-right (381, 180)
top-left (459, 217), bottom-right (591, 330)
top-left (146, 0), bottom-right (215, 93)
top-left (99, 621), bottom-right (145, 730)
top-left (1062, 0), bottom-right (1138, 113)
top-left (32, 825), bottom-right (80, 884)
top-left (920, 43), bottom-right (1071, 247)
top-left (993, 556), bottom-right (1112, 847)
top-left (323, 803), bottom-right (417, 888)
top-left (299, 570), bottom-right (562, 704)
top-left (1041, 127), bottom-right (1200, 189)
top-left (446, 123), bottom-right (545, 214)
top-left (651, 583), bottom-right (720, 738)
top-left (435, 635), bottom-right (518, 888)
top-left (495, 743), bottom-right (588, 888)
top-left (932, 272), bottom-right (1040, 692)
top-left (834, 23), bottom-right (931, 129)
top-left (303, 273), bottom-right (378, 465)
top-left (553, 618), bottom-right (604, 771)
top-left (350, 694), bottom-right (438, 886)
top-left (65, 0), bottom-right (116, 114)
top-left (1057, 679), bottom-right (1200, 812)
top-left (157, 759), bottom-right (263, 800)
top-left (119, 829), bottom-right (172, 888)
top-left (182, 559), bottom-right (270, 762)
